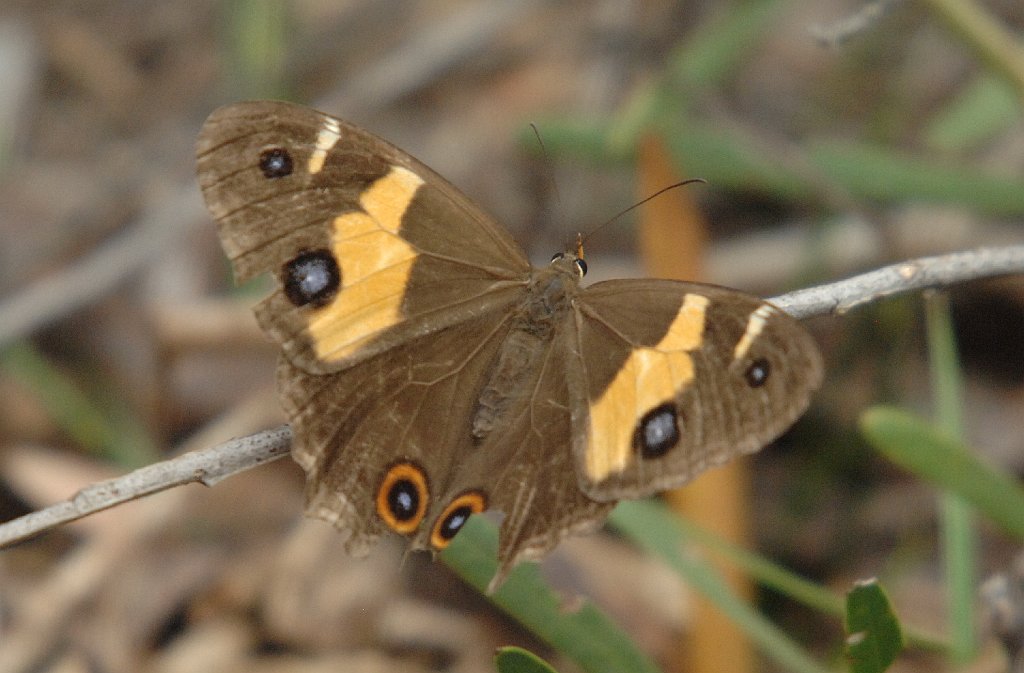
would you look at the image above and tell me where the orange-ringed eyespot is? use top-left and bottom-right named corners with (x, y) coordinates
top-left (376, 462), bottom-right (429, 534)
top-left (430, 491), bottom-right (487, 549)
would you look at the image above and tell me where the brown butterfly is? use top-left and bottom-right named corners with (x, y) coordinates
top-left (196, 100), bottom-right (822, 589)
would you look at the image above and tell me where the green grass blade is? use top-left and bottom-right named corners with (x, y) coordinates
top-left (660, 507), bottom-right (844, 618)
top-left (860, 406), bottom-right (1024, 540)
top-left (221, 0), bottom-right (291, 99)
top-left (665, 122), bottom-right (815, 200)
top-left (442, 517), bottom-right (662, 673)
top-left (924, 75), bottom-right (1020, 152)
top-left (925, 293), bottom-right (977, 663)
top-left (615, 500), bottom-right (946, 654)
top-left (609, 501), bottom-right (830, 673)
top-left (668, 0), bottom-right (786, 88)
top-left (0, 341), bottom-right (157, 467)
top-left (495, 647), bottom-right (560, 673)
top-left (810, 141), bottom-right (1024, 216)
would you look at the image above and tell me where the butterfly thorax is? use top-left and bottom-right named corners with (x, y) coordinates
top-left (470, 258), bottom-right (581, 442)
top-left (523, 255), bottom-right (581, 323)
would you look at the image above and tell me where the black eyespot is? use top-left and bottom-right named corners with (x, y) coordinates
top-left (634, 402), bottom-right (680, 458)
top-left (282, 249), bottom-right (340, 307)
top-left (438, 506), bottom-right (472, 541)
top-left (376, 462), bottom-right (430, 534)
top-left (388, 480), bottom-right (420, 522)
top-left (259, 147), bottom-right (293, 178)
top-left (430, 491), bottom-right (487, 549)
top-left (745, 358), bottom-right (770, 388)
top-left (574, 258), bottom-right (588, 277)
top-left (550, 252), bottom-right (565, 263)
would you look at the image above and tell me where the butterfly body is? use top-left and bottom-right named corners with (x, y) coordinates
top-left (197, 101), bottom-right (822, 587)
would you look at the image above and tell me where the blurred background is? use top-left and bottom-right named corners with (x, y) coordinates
top-left (0, 1), bottom-right (1023, 672)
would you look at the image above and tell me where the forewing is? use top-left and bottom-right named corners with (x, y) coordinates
top-left (571, 279), bottom-right (822, 501)
top-left (197, 100), bottom-right (531, 374)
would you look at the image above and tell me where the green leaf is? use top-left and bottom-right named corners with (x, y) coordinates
top-left (668, 0), bottom-right (786, 87)
top-left (495, 647), bottom-right (559, 673)
top-left (441, 517), bottom-right (661, 673)
top-left (845, 579), bottom-right (904, 673)
top-left (924, 74), bottom-right (1020, 152)
top-left (860, 406), bottom-right (1024, 540)
top-left (609, 501), bottom-right (831, 673)
top-left (664, 122), bottom-right (815, 200)
top-left (810, 141), bottom-right (1024, 216)
top-left (924, 294), bottom-right (977, 663)
top-left (0, 341), bottom-right (157, 467)
top-left (222, 0), bottom-right (292, 99)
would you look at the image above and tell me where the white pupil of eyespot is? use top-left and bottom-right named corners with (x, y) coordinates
top-left (644, 412), bottom-right (674, 446)
top-left (297, 260), bottom-right (330, 293)
top-left (396, 491), bottom-right (413, 511)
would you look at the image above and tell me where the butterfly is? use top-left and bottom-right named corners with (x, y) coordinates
top-left (196, 100), bottom-right (822, 589)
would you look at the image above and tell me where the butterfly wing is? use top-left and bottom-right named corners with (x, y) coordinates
top-left (277, 309), bottom-right (518, 555)
top-left (570, 279), bottom-right (822, 501)
top-left (197, 101), bottom-right (546, 563)
top-left (197, 101), bottom-right (532, 374)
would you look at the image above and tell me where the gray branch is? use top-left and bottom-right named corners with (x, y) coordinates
top-left (0, 426), bottom-right (291, 547)
top-left (769, 245), bottom-right (1024, 318)
top-left (808, 0), bottom-right (903, 48)
top-left (1, 244), bottom-right (1022, 547)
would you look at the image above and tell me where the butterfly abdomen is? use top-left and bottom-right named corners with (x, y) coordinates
top-left (471, 326), bottom-right (548, 442)
top-left (471, 266), bottom-right (579, 443)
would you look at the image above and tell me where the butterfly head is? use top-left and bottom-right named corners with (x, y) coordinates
top-left (549, 232), bottom-right (588, 279)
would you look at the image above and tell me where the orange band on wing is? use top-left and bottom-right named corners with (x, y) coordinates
top-left (584, 293), bottom-right (708, 482)
top-left (307, 166), bottom-right (424, 362)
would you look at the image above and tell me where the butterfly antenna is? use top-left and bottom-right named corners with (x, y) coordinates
top-left (529, 122), bottom-right (562, 211)
top-left (580, 178), bottom-right (707, 246)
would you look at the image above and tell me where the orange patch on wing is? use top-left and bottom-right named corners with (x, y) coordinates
top-left (584, 293), bottom-right (708, 482)
top-left (307, 165), bottom-right (424, 361)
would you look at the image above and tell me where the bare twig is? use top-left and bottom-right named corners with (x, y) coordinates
top-left (809, 0), bottom-right (902, 48)
top-left (770, 245), bottom-right (1024, 319)
top-left (0, 424), bottom-right (290, 547)
top-left (1, 244), bottom-right (1022, 547)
